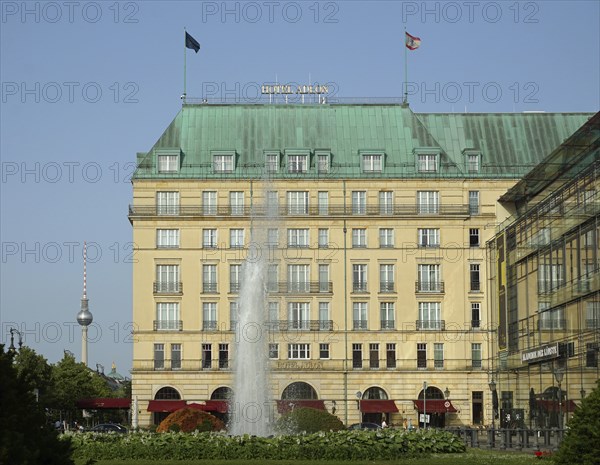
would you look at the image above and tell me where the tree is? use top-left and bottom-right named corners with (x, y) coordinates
top-left (0, 344), bottom-right (74, 465)
top-left (275, 407), bottom-right (345, 434)
top-left (554, 381), bottom-right (600, 465)
top-left (47, 353), bottom-right (111, 423)
top-left (13, 346), bottom-right (53, 403)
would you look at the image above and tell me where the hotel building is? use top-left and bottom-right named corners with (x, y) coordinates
top-left (128, 101), bottom-right (592, 428)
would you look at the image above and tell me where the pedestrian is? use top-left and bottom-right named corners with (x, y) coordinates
top-left (381, 419), bottom-right (388, 428)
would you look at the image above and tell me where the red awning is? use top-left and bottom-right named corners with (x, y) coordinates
top-left (360, 400), bottom-right (399, 413)
top-left (277, 400), bottom-right (326, 414)
top-left (147, 400), bottom-right (187, 412)
top-left (413, 399), bottom-right (457, 413)
top-left (187, 400), bottom-right (229, 413)
top-left (537, 399), bottom-right (578, 413)
top-left (76, 398), bottom-right (131, 409)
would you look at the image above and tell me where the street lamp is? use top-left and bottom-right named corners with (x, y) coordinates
top-left (7, 328), bottom-right (23, 355)
top-left (554, 368), bottom-right (564, 429)
top-left (444, 387), bottom-right (450, 399)
top-left (423, 381), bottom-right (428, 429)
top-left (489, 379), bottom-right (497, 430)
top-left (580, 388), bottom-right (586, 400)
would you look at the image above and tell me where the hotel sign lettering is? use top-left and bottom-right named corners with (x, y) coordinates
top-left (276, 361), bottom-right (324, 370)
top-left (261, 84), bottom-right (329, 95)
top-left (521, 343), bottom-right (559, 364)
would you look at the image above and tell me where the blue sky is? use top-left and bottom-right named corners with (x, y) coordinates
top-left (1, 1), bottom-right (599, 374)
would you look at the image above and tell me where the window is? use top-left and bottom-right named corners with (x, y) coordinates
top-left (317, 153), bottom-right (330, 173)
top-left (418, 228), bottom-right (440, 248)
top-left (352, 228), bottom-right (367, 247)
top-left (469, 228), bottom-right (480, 247)
top-left (230, 229), bottom-right (244, 248)
top-left (318, 191), bottom-right (329, 215)
top-left (434, 343), bottom-right (444, 369)
top-left (380, 264), bottom-right (394, 292)
top-left (156, 302), bottom-right (180, 330)
top-left (471, 343), bottom-right (482, 369)
top-left (418, 302), bottom-right (442, 330)
top-left (379, 228), bottom-right (394, 248)
top-left (538, 264), bottom-right (564, 293)
top-left (157, 229), bottom-right (179, 248)
top-left (219, 343), bottom-right (229, 369)
top-left (470, 264), bottom-right (481, 291)
top-left (469, 191), bottom-right (480, 215)
top-left (319, 264), bottom-right (330, 293)
top-left (202, 191), bottom-right (217, 215)
top-left (288, 228), bottom-right (309, 248)
top-left (171, 343), bottom-right (181, 370)
top-left (418, 264), bottom-right (441, 292)
top-left (230, 191), bottom-right (244, 216)
top-left (538, 303), bottom-right (565, 330)
top-left (418, 154), bottom-right (438, 172)
top-left (353, 264), bottom-right (367, 292)
top-left (267, 228), bottom-right (279, 247)
top-left (156, 265), bottom-right (179, 293)
top-left (386, 343), bottom-right (396, 368)
top-left (288, 154), bottom-right (308, 173)
top-left (471, 302), bottom-right (481, 328)
top-left (352, 191), bottom-right (367, 214)
top-left (319, 302), bottom-right (330, 330)
top-left (203, 264), bottom-right (217, 293)
top-left (586, 301), bottom-right (600, 329)
top-left (288, 265), bottom-right (309, 293)
top-left (467, 154), bottom-right (480, 172)
top-left (269, 343), bottom-right (279, 359)
top-left (230, 301), bottom-right (238, 330)
top-left (287, 191), bottom-right (309, 215)
top-left (202, 343), bottom-right (212, 369)
top-left (213, 154), bottom-right (234, 173)
top-left (268, 301), bottom-right (280, 326)
top-left (266, 153), bottom-right (279, 172)
top-left (319, 343), bottom-right (330, 359)
top-left (230, 264), bottom-right (241, 293)
top-left (288, 343), bottom-right (310, 359)
top-left (266, 191), bottom-right (279, 212)
top-left (362, 154), bottom-right (382, 172)
top-left (417, 191), bottom-right (439, 214)
top-left (158, 154), bottom-right (179, 173)
top-left (417, 343), bottom-right (427, 368)
top-left (203, 229), bottom-right (217, 248)
top-left (154, 343), bottom-right (165, 370)
top-left (380, 302), bottom-right (395, 329)
top-left (157, 191), bottom-right (179, 215)
top-left (586, 343), bottom-right (598, 367)
top-left (353, 302), bottom-right (368, 330)
top-left (267, 264), bottom-right (278, 292)
top-left (318, 228), bottom-right (329, 248)
top-left (352, 343), bottom-right (363, 368)
top-left (379, 191), bottom-right (393, 214)
top-left (203, 302), bottom-right (217, 330)
top-left (288, 302), bottom-right (309, 329)
top-left (369, 343), bottom-right (379, 368)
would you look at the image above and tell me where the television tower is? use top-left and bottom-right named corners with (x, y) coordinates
top-left (76, 242), bottom-right (93, 366)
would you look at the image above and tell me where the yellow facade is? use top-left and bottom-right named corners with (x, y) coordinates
top-left (130, 177), bottom-right (517, 427)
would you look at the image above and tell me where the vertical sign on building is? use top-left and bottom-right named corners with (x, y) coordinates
top-left (496, 233), bottom-right (507, 350)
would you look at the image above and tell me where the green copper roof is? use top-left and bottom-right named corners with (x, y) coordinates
top-left (134, 104), bottom-right (593, 180)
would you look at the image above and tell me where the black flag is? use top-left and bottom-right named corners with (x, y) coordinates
top-left (185, 32), bottom-right (200, 53)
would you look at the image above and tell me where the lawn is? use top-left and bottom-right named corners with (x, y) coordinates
top-left (76, 448), bottom-right (544, 465)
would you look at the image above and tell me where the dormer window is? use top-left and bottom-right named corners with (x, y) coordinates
top-left (361, 151), bottom-right (383, 173)
top-left (265, 151), bottom-right (280, 173)
top-left (156, 149), bottom-right (180, 173)
top-left (463, 149), bottom-right (482, 173)
top-left (418, 154), bottom-right (438, 172)
top-left (286, 150), bottom-right (310, 173)
top-left (316, 150), bottom-right (331, 174)
top-left (213, 151), bottom-right (235, 173)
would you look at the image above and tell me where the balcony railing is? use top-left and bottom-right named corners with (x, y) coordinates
top-left (267, 320), bottom-right (334, 331)
top-left (380, 320), bottom-right (396, 330)
top-left (415, 281), bottom-right (445, 293)
top-left (129, 203), bottom-right (472, 219)
top-left (353, 320), bottom-right (368, 330)
top-left (153, 282), bottom-right (183, 294)
top-left (352, 282), bottom-right (368, 293)
top-left (203, 320), bottom-right (218, 331)
top-left (379, 281), bottom-right (395, 293)
top-left (202, 282), bottom-right (218, 293)
top-left (416, 320), bottom-right (446, 330)
top-left (153, 320), bottom-right (183, 331)
top-left (586, 319), bottom-right (600, 329)
top-left (538, 319), bottom-right (567, 330)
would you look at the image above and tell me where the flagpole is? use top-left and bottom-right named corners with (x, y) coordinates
top-left (183, 27), bottom-right (187, 104)
top-left (403, 27), bottom-right (408, 105)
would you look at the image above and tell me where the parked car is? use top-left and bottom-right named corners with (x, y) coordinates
top-left (87, 423), bottom-right (128, 433)
top-left (348, 422), bottom-right (382, 430)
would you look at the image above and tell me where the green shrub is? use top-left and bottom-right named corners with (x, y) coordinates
top-left (275, 407), bottom-right (345, 434)
top-left (554, 381), bottom-right (600, 465)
